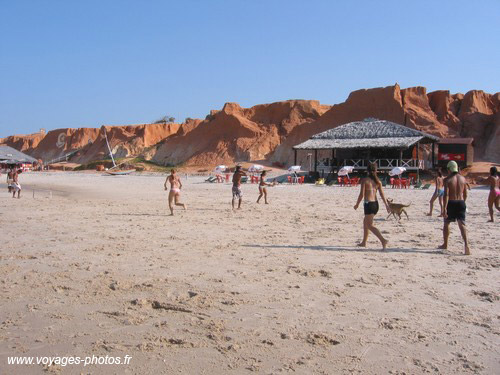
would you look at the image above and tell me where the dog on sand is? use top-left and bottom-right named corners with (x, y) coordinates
top-left (386, 198), bottom-right (410, 220)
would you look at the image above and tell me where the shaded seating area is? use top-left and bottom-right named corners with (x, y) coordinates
top-left (292, 119), bottom-right (440, 182)
top-left (337, 176), bottom-right (360, 186)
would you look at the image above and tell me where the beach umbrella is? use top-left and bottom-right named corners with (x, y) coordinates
top-left (389, 167), bottom-right (406, 177)
top-left (248, 164), bottom-right (264, 172)
top-left (338, 166), bottom-right (354, 176)
top-left (288, 165), bottom-right (301, 172)
top-left (215, 165), bottom-right (226, 172)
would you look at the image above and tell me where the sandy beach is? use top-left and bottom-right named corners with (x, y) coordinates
top-left (1, 172), bottom-right (499, 374)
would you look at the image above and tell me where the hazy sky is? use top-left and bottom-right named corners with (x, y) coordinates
top-left (1, 0), bottom-right (499, 137)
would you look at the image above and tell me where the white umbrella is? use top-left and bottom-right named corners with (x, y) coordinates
top-left (215, 165), bottom-right (226, 172)
top-left (389, 167), bottom-right (406, 177)
top-left (288, 165), bottom-right (301, 172)
top-left (338, 166), bottom-right (354, 176)
top-left (248, 164), bottom-right (264, 172)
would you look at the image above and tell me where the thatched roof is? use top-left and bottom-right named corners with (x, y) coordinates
top-left (293, 118), bottom-right (440, 150)
top-left (0, 145), bottom-right (37, 163)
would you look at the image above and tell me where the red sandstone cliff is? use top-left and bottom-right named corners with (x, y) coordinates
top-left (3, 85), bottom-right (499, 167)
top-left (71, 123), bottom-right (181, 164)
top-left (152, 100), bottom-right (330, 166)
top-left (0, 132), bottom-right (45, 155)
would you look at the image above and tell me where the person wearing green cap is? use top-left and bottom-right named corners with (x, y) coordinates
top-left (439, 160), bottom-right (470, 255)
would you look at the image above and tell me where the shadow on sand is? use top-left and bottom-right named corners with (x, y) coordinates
top-left (242, 244), bottom-right (444, 255)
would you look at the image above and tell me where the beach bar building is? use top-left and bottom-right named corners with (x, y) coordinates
top-left (293, 118), bottom-right (440, 174)
top-left (437, 138), bottom-right (474, 169)
top-left (0, 145), bottom-right (38, 171)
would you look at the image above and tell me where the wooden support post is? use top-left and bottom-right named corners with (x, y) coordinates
top-left (314, 149), bottom-right (318, 173)
top-left (399, 149), bottom-right (403, 167)
top-left (416, 142), bottom-right (420, 183)
top-left (431, 142), bottom-right (435, 168)
top-left (294, 149), bottom-right (297, 166)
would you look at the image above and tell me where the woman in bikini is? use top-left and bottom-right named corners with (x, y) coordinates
top-left (164, 169), bottom-right (186, 215)
top-left (427, 168), bottom-right (444, 216)
top-left (256, 170), bottom-right (275, 204)
top-left (354, 163), bottom-right (390, 249)
top-left (478, 166), bottom-right (500, 222)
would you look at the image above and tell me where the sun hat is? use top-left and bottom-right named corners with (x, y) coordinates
top-left (447, 160), bottom-right (458, 173)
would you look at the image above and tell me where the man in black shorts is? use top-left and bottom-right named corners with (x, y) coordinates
top-left (439, 161), bottom-right (470, 255)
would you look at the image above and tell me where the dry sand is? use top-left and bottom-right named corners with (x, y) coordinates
top-left (1, 172), bottom-right (499, 374)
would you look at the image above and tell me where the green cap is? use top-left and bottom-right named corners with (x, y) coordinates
top-left (447, 160), bottom-right (458, 173)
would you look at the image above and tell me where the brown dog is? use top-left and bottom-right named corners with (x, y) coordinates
top-left (386, 198), bottom-right (410, 220)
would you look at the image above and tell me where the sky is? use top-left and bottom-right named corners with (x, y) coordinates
top-left (1, 0), bottom-right (499, 138)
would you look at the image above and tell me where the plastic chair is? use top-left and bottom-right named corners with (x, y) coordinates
top-left (287, 176), bottom-right (292, 184)
top-left (390, 178), bottom-right (395, 188)
top-left (299, 176), bottom-right (305, 184)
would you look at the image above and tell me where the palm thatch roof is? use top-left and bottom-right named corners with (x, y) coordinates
top-left (0, 145), bottom-right (37, 163)
top-left (293, 118), bottom-right (440, 150)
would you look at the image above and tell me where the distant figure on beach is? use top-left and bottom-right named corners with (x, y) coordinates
top-left (232, 165), bottom-right (247, 209)
top-left (478, 166), bottom-right (500, 222)
top-left (256, 170), bottom-right (275, 204)
top-left (10, 168), bottom-right (22, 199)
top-left (427, 168), bottom-right (445, 216)
top-left (354, 163), bottom-right (390, 249)
top-left (439, 161), bottom-right (470, 255)
top-left (164, 169), bottom-right (186, 215)
top-left (6, 167), bottom-right (14, 193)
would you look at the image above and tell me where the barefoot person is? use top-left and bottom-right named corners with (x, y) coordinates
top-left (439, 161), bottom-right (470, 255)
top-left (256, 170), bottom-right (275, 204)
top-left (427, 168), bottom-right (445, 216)
top-left (354, 163), bottom-right (390, 249)
top-left (164, 169), bottom-right (186, 215)
top-left (478, 166), bottom-right (500, 222)
top-left (7, 168), bottom-right (13, 193)
top-left (232, 165), bottom-right (247, 209)
top-left (11, 168), bottom-right (21, 199)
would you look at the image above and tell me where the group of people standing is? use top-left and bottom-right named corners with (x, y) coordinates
top-left (163, 162), bottom-right (499, 255)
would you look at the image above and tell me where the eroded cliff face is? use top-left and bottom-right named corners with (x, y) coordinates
top-left (71, 123), bottom-right (181, 164)
top-left (152, 100), bottom-right (330, 166)
top-left (1, 123), bottom-right (182, 164)
top-left (0, 133), bottom-right (45, 155)
top-left (3, 85), bottom-right (499, 167)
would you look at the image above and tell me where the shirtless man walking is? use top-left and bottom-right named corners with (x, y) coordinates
top-left (232, 165), bottom-right (247, 210)
top-left (164, 169), bottom-right (186, 215)
top-left (354, 163), bottom-right (390, 249)
top-left (439, 161), bottom-right (470, 255)
top-left (427, 168), bottom-right (444, 216)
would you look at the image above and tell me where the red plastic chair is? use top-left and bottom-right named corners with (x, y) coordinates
top-left (390, 178), bottom-right (395, 188)
top-left (344, 177), bottom-right (350, 186)
top-left (287, 176), bottom-right (292, 184)
top-left (338, 177), bottom-right (343, 186)
top-left (299, 176), bottom-right (305, 184)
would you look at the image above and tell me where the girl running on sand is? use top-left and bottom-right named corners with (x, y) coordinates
top-left (354, 163), bottom-right (390, 249)
top-left (164, 169), bottom-right (186, 215)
